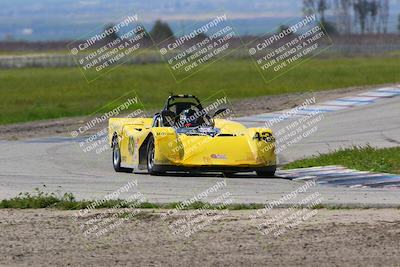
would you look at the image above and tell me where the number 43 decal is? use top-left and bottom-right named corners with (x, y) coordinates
top-left (253, 132), bottom-right (275, 142)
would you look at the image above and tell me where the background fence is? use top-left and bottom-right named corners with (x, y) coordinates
top-left (1, 35), bottom-right (399, 69)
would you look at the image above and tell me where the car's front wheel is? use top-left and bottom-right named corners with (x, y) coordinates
top-left (256, 166), bottom-right (276, 178)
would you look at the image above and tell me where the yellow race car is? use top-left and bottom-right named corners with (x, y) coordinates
top-left (108, 95), bottom-right (276, 176)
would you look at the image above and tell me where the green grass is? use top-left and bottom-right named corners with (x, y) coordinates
top-left (0, 188), bottom-right (266, 210)
top-left (386, 50), bottom-right (400, 56)
top-left (0, 56), bottom-right (399, 124)
top-left (2, 188), bottom-right (399, 210)
top-left (284, 145), bottom-right (400, 174)
top-left (0, 188), bottom-right (317, 210)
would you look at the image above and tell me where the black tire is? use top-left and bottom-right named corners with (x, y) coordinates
top-left (146, 136), bottom-right (164, 175)
top-left (256, 166), bottom-right (276, 178)
top-left (112, 137), bottom-right (133, 173)
top-left (223, 172), bottom-right (237, 177)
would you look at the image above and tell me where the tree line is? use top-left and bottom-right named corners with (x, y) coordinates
top-left (104, 20), bottom-right (174, 44)
top-left (303, 0), bottom-right (394, 34)
top-left (104, 1), bottom-right (399, 42)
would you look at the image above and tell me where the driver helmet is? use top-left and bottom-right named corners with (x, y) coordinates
top-left (180, 108), bottom-right (197, 127)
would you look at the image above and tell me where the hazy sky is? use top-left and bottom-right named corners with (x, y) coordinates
top-left (0, 0), bottom-right (399, 41)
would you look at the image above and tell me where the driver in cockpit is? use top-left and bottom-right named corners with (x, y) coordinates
top-left (180, 108), bottom-right (198, 127)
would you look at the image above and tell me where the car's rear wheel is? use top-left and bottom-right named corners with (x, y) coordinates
top-left (147, 136), bottom-right (164, 175)
top-left (112, 137), bottom-right (133, 173)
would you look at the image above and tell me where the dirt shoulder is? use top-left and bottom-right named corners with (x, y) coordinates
top-left (0, 83), bottom-right (395, 140)
top-left (1, 208), bottom-right (399, 267)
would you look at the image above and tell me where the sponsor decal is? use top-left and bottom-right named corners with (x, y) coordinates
top-left (211, 154), bottom-right (227, 159)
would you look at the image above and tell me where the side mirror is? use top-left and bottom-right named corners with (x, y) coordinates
top-left (213, 108), bottom-right (227, 118)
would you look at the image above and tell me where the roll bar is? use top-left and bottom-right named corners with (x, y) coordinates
top-left (164, 94), bottom-right (203, 110)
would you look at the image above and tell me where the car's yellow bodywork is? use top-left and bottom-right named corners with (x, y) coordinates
top-left (109, 117), bottom-right (276, 173)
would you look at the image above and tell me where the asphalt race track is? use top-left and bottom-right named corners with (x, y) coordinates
top-left (1, 87), bottom-right (399, 206)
